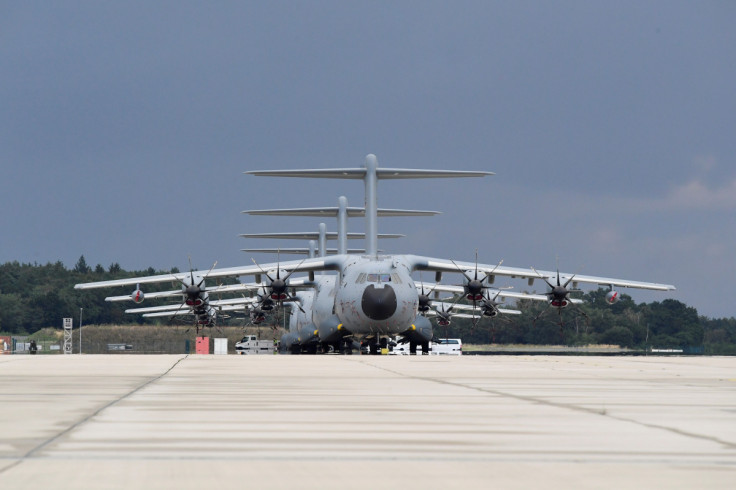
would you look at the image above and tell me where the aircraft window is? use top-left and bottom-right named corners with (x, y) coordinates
top-left (367, 273), bottom-right (392, 282)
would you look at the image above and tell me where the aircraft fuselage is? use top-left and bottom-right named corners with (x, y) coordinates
top-left (333, 255), bottom-right (419, 336)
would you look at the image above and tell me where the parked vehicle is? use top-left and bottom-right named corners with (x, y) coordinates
top-left (430, 338), bottom-right (462, 355)
top-left (235, 335), bottom-right (277, 355)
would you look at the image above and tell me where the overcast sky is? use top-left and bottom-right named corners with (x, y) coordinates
top-left (2, 1), bottom-right (734, 317)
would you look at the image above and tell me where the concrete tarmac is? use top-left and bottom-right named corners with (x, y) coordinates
top-left (0, 354), bottom-right (734, 489)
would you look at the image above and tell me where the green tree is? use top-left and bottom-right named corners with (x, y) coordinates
top-left (74, 255), bottom-right (91, 274)
top-left (644, 299), bottom-right (703, 347)
top-left (600, 326), bottom-right (634, 347)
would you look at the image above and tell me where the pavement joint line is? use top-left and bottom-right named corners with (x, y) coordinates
top-left (2, 454), bottom-right (734, 465)
top-left (0, 354), bottom-right (189, 476)
top-left (342, 357), bottom-right (736, 451)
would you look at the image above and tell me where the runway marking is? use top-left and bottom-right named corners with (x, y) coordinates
top-left (0, 354), bottom-right (189, 476)
top-left (343, 357), bottom-right (736, 451)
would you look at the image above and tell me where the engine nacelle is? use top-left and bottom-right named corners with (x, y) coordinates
top-left (463, 270), bottom-right (486, 300)
top-left (605, 290), bottom-right (620, 304)
top-left (131, 287), bottom-right (145, 304)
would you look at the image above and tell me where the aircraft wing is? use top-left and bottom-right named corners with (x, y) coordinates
top-left (75, 257), bottom-right (338, 291)
top-left (432, 302), bottom-right (523, 316)
top-left (141, 310), bottom-right (193, 319)
top-left (425, 310), bottom-right (494, 320)
top-left (126, 297), bottom-right (258, 315)
top-left (106, 290), bottom-right (185, 302)
top-left (217, 304), bottom-right (260, 313)
top-left (104, 282), bottom-right (268, 302)
top-left (446, 303), bottom-right (523, 315)
top-left (408, 255), bottom-right (676, 291)
top-left (126, 304), bottom-right (189, 314)
top-left (414, 283), bottom-right (573, 303)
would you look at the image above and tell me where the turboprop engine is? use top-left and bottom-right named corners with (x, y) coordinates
top-left (605, 290), bottom-right (620, 304)
top-left (265, 269), bottom-right (289, 300)
top-left (184, 276), bottom-right (206, 306)
top-left (251, 256), bottom-right (306, 304)
top-left (462, 270), bottom-right (486, 301)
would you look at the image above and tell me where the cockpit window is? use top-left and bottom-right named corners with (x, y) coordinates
top-left (366, 273), bottom-right (391, 283)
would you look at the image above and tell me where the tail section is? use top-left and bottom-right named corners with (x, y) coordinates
top-left (246, 154), bottom-right (493, 257)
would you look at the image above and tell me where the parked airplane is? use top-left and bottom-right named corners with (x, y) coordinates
top-left (75, 154), bottom-right (675, 352)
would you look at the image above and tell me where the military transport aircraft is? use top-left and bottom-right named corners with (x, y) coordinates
top-left (75, 154), bottom-right (675, 353)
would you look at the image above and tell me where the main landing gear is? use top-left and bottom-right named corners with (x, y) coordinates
top-left (409, 341), bottom-right (430, 355)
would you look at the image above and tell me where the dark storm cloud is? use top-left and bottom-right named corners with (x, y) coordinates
top-left (2, 1), bottom-right (734, 316)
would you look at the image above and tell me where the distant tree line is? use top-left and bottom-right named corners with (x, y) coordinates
top-left (1, 257), bottom-right (734, 354)
top-left (0, 256), bottom-right (237, 334)
top-left (445, 289), bottom-right (733, 354)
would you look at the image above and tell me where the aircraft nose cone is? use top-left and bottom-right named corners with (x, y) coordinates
top-left (361, 284), bottom-right (397, 321)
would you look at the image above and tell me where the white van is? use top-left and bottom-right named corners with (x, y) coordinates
top-left (235, 335), bottom-right (276, 355)
top-left (430, 338), bottom-right (462, 355)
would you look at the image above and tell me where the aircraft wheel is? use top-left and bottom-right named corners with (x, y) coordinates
top-left (341, 339), bottom-right (352, 355)
top-left (421, 341), bottom-right (430, 355)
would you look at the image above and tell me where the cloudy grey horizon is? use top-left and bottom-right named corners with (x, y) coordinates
top-left (2, 2), bottom-right (734, 317)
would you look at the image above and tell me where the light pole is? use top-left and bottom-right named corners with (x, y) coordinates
top-left (79, 308), bottom-right (84, 355)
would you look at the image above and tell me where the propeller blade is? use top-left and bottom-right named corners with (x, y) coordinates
top-left (530, 266), bottom-right (555, 290)
top-left (482, 259), bottom-right (504, 285)
top-left (474, 249), bottom-right (478, 280)
top-left (167, 301), bottom-right (189, 325)
top-left (532, 306), bottom-right (548, 326)
top-left (251, 258), bottom-right (274, 282)
top-left (563, 265), bottom-right (585, 289)
top-left (197, 261), bottom-right (218, 288)
top-left (282, 256), bottom-right (308, 282)
top-left (450, 259), bottom-right (474, 283)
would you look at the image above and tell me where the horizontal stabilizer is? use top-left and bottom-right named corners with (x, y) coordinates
top-left (243, 207), bottom-right (440, 217)
top-left (240, 232), bottom-right (404, 240)
top-left (242, 248), bottom-right (367, 255)
top-left (245, 168), bottom-right (493, 179)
